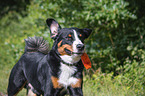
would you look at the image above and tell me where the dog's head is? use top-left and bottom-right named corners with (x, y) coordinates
top-left (46, 18), bottom-right (92, 64)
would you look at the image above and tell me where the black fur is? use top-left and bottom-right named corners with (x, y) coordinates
top-left (25, 36), bottom-right (49, 54)
top-left (7, 18), bottom-right (92, 96)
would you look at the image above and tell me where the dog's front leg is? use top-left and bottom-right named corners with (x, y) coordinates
top-left (68, 87), bottom-right (83, 96)
top-left (68, 78), bottom-right (83, 96)
top-left (44, 80), bottom-right (63, 96)
top-left (44, 88), bottom-right (62, 96)
top-left (44, 87), bottom-right (55, 96)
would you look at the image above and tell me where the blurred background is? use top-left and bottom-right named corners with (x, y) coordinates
top-left (0, 0), bottom-right (145, 95)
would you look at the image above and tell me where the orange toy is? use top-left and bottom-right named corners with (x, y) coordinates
top-left (81, 53), bottom-right (92, 69)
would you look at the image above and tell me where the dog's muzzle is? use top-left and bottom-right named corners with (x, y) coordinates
top-left (76, 44), bottom-right (84, 51)
top-left (64, 44), bottom-right (85, 55)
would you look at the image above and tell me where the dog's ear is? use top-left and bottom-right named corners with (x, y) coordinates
top-left (46, 18), bottom-right (61, 39)
top-left (82, 28), bottom-right (92, 38)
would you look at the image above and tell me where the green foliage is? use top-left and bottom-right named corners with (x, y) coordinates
top-left (84, 72), bottom-right (136, 96)
top-left (0, 0), bottom-right (145, 95)
top-left (123, 47), bottom-right (145, 95)
top-left (0, 0), bottom-right (30, 18)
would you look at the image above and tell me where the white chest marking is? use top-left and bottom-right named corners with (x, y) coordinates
top-left (58, 63), bottom-right (78, 88)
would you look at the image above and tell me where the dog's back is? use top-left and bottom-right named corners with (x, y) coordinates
top-left (7, 18), bottom-right (92, 96)
top-left (7, 37), bottom-right (50, 95)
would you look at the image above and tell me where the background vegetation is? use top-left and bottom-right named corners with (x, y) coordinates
top-left (0, 0), bottom-right (145, 95)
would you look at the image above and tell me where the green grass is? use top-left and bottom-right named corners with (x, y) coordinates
top-left (83, 78), bottom-right (136, 96)
top-left (0, 66), bottom-right (137, 96)
top-left (0, 67), bottom-right (9, 94)
top-left (0, 65), bottom-right (26, 96)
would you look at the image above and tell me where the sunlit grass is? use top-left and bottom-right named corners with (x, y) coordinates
top-left (83, 78), bottom-right (136, 96)
top-left (83, 73), bottom-right (136, 96)
top-left (0, 66), bottom-right (136, 96)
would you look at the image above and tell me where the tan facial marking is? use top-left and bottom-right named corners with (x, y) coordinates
top-left (58, 40), bottom-right (62, 48)
top-left (51, 76), bottom-right (62, 88)
top-left (71, 79), bottom-right (82, 88)
top-left (57, 41), bottom-right (73, 55)
top-left (79, 34), bottom-right (82, 37)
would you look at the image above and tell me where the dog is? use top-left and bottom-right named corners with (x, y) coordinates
top-left (7, 18), bottom-right (92, 96)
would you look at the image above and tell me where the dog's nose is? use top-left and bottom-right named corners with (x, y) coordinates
top-left (77, 44), bottom-right (84, 50)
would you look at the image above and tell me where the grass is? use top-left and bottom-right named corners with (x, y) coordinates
top-left (0, 65), bottom-right (26, 96)
top-left (0, 65), bottom-right (137, 96)
top-left (83, 78), bottom-right (136, 96)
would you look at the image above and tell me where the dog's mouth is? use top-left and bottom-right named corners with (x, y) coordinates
top-left (64, 48), bottom-right (84, 55)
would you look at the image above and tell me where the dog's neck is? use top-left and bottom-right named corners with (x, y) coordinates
top-left (60, 55), bottom-right (81, 65)
top-left (51, 49), bottom-right (81, 65)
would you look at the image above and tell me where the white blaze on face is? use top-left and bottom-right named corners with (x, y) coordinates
top-left (73, 30), bottom-right (83, 53)
top-left (60, 30), bottom-right (83, 64)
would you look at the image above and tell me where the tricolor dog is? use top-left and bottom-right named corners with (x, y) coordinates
top-left (7, 18), bottom-right (92, 96)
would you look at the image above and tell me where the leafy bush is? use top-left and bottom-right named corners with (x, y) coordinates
top-left (0, 0), bottom-right (145, 95)
top-left (122, 46), bottom-right (145, 95)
